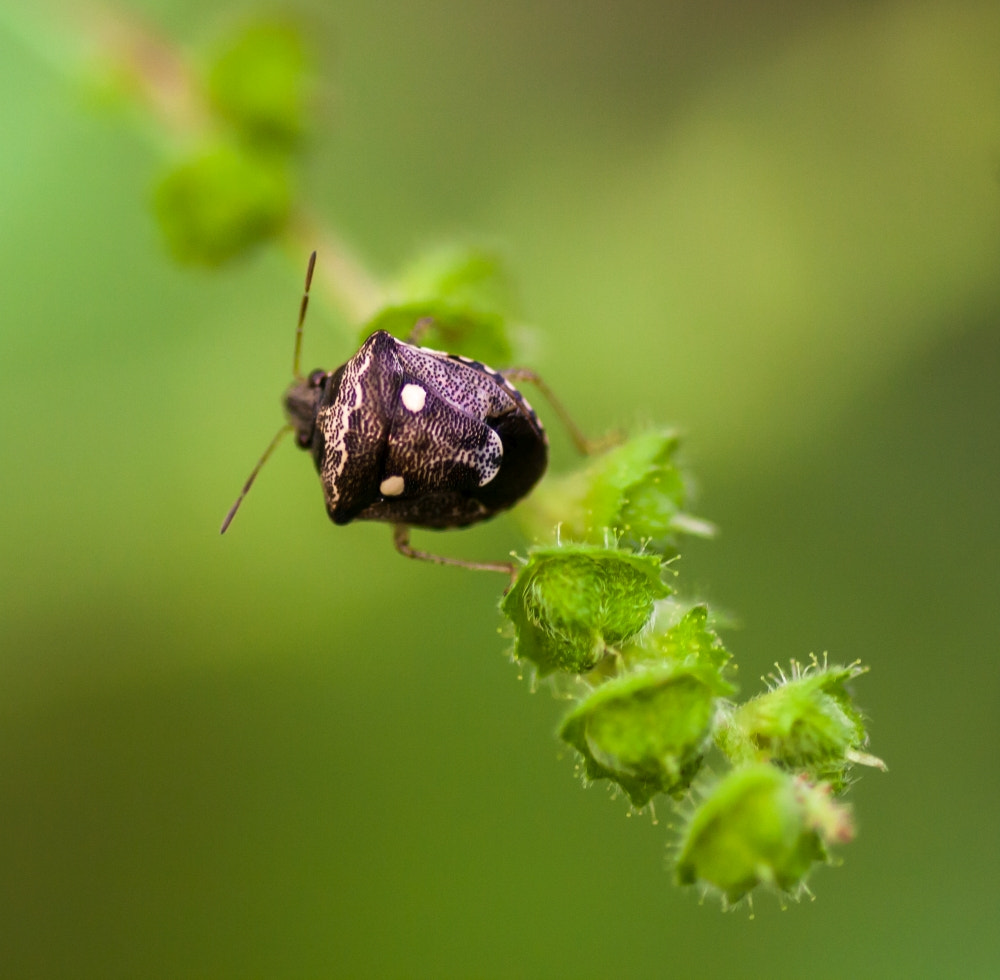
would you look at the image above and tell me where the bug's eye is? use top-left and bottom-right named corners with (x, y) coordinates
top-left (308, 369), bottom-right (326, 388)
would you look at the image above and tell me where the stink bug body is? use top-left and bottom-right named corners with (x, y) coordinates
top-left (283, 329), bottom-right (548, 532)
top-left (222, 252), bottom-right (590, 574)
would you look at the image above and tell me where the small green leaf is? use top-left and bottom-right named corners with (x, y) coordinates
top-left (560, 663), bottom-right (728, 806)
top-left (524, 429), bottom-right (714, 554)
top-left (676, 765), bottom-right (846, 904)
top-left (154, 144), bottom-right (290, 266)
top-left (719, 659), bottom-right (880, 789)
top-left (501, 545), bottom-right (670, 675)
top-left (206, 22), bottom-right (309, 150)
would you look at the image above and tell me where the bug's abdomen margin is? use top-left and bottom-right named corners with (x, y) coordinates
top-left (474, 408), bottom-right (548, 514)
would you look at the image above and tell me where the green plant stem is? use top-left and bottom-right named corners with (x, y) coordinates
top-left (284, 209), bottom-right (386, 325)
top-left (2, 0), bottom-right (387, 327)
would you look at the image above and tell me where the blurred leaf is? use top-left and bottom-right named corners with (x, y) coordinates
top-left (363, 302), bottom-right (511, 366)
top-left (397, 246), bottom-right (517, 319)
top-left (154, 143), bottom-right (290, 265)
top-left (206, 21), bottom-right (309, 150)
top-left (361, 246), bottom-right (517, 364)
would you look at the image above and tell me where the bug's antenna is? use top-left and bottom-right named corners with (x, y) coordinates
top-left (220, 424), bottom-right (294, 534)
top-left (292, 250), bottom-right (318, 380)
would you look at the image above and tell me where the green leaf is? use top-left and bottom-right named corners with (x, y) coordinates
top-left (396, 246), bottom-right (517, 320)
top-left (560, 663), bottom-right (727, 806)
top-left (501, 545), bottom-right (670, 675)
top-left (206, 22), bottom-right (309, 150)
top-left (675, 765), bottom-right (846, 904)
top-left (154, 144), bottom-right (290, 266)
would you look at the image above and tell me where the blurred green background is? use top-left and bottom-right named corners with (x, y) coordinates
top-left (2, 0), bottom-right (999, 976)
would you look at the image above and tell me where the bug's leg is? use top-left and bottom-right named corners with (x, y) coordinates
top-left (500, 369), bottom-right (615, 455)
top-left (404, 317), bottom-right (435, 346)
top-left (392, 524), bottom-right (518, 583)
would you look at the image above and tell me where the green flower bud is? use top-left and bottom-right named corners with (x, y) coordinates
top-left (502, 546), bottom-right (670, 675)
top-left (676, 765), bottom-right (851, 904)
top-left (719, 658), bottom-right (883, 789)
top-left (634, 603), bottom-right (733, 673)
top-left (524, 430), bottom-right (714, 555)
top-left (560, 663), bottom-right (730, 806)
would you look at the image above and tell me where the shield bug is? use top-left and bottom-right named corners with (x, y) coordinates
top-left (222, 252), bottom-right (592, 574)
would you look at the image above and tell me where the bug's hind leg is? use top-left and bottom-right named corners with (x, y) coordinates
top-left (404, 317), bottom-right (435, 346)
top-left (500, 369), bottom-right (617, 455)
top-left (392, 524), bottom-right (517, 583)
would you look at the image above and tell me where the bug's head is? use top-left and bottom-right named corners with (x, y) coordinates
top-left (284, 368), bottom-right (328, 449)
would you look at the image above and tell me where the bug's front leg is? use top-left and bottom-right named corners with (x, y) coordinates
top-left (392, 524), bottom-right (518, 584)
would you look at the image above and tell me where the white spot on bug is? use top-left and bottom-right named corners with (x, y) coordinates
top-left (400, 383), bottom-right (427, 413)
top-left (380, 475), bottom-right (405, 496)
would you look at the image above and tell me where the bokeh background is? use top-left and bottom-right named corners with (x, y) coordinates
top-left (3, 1), bottom-right (999, 976)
